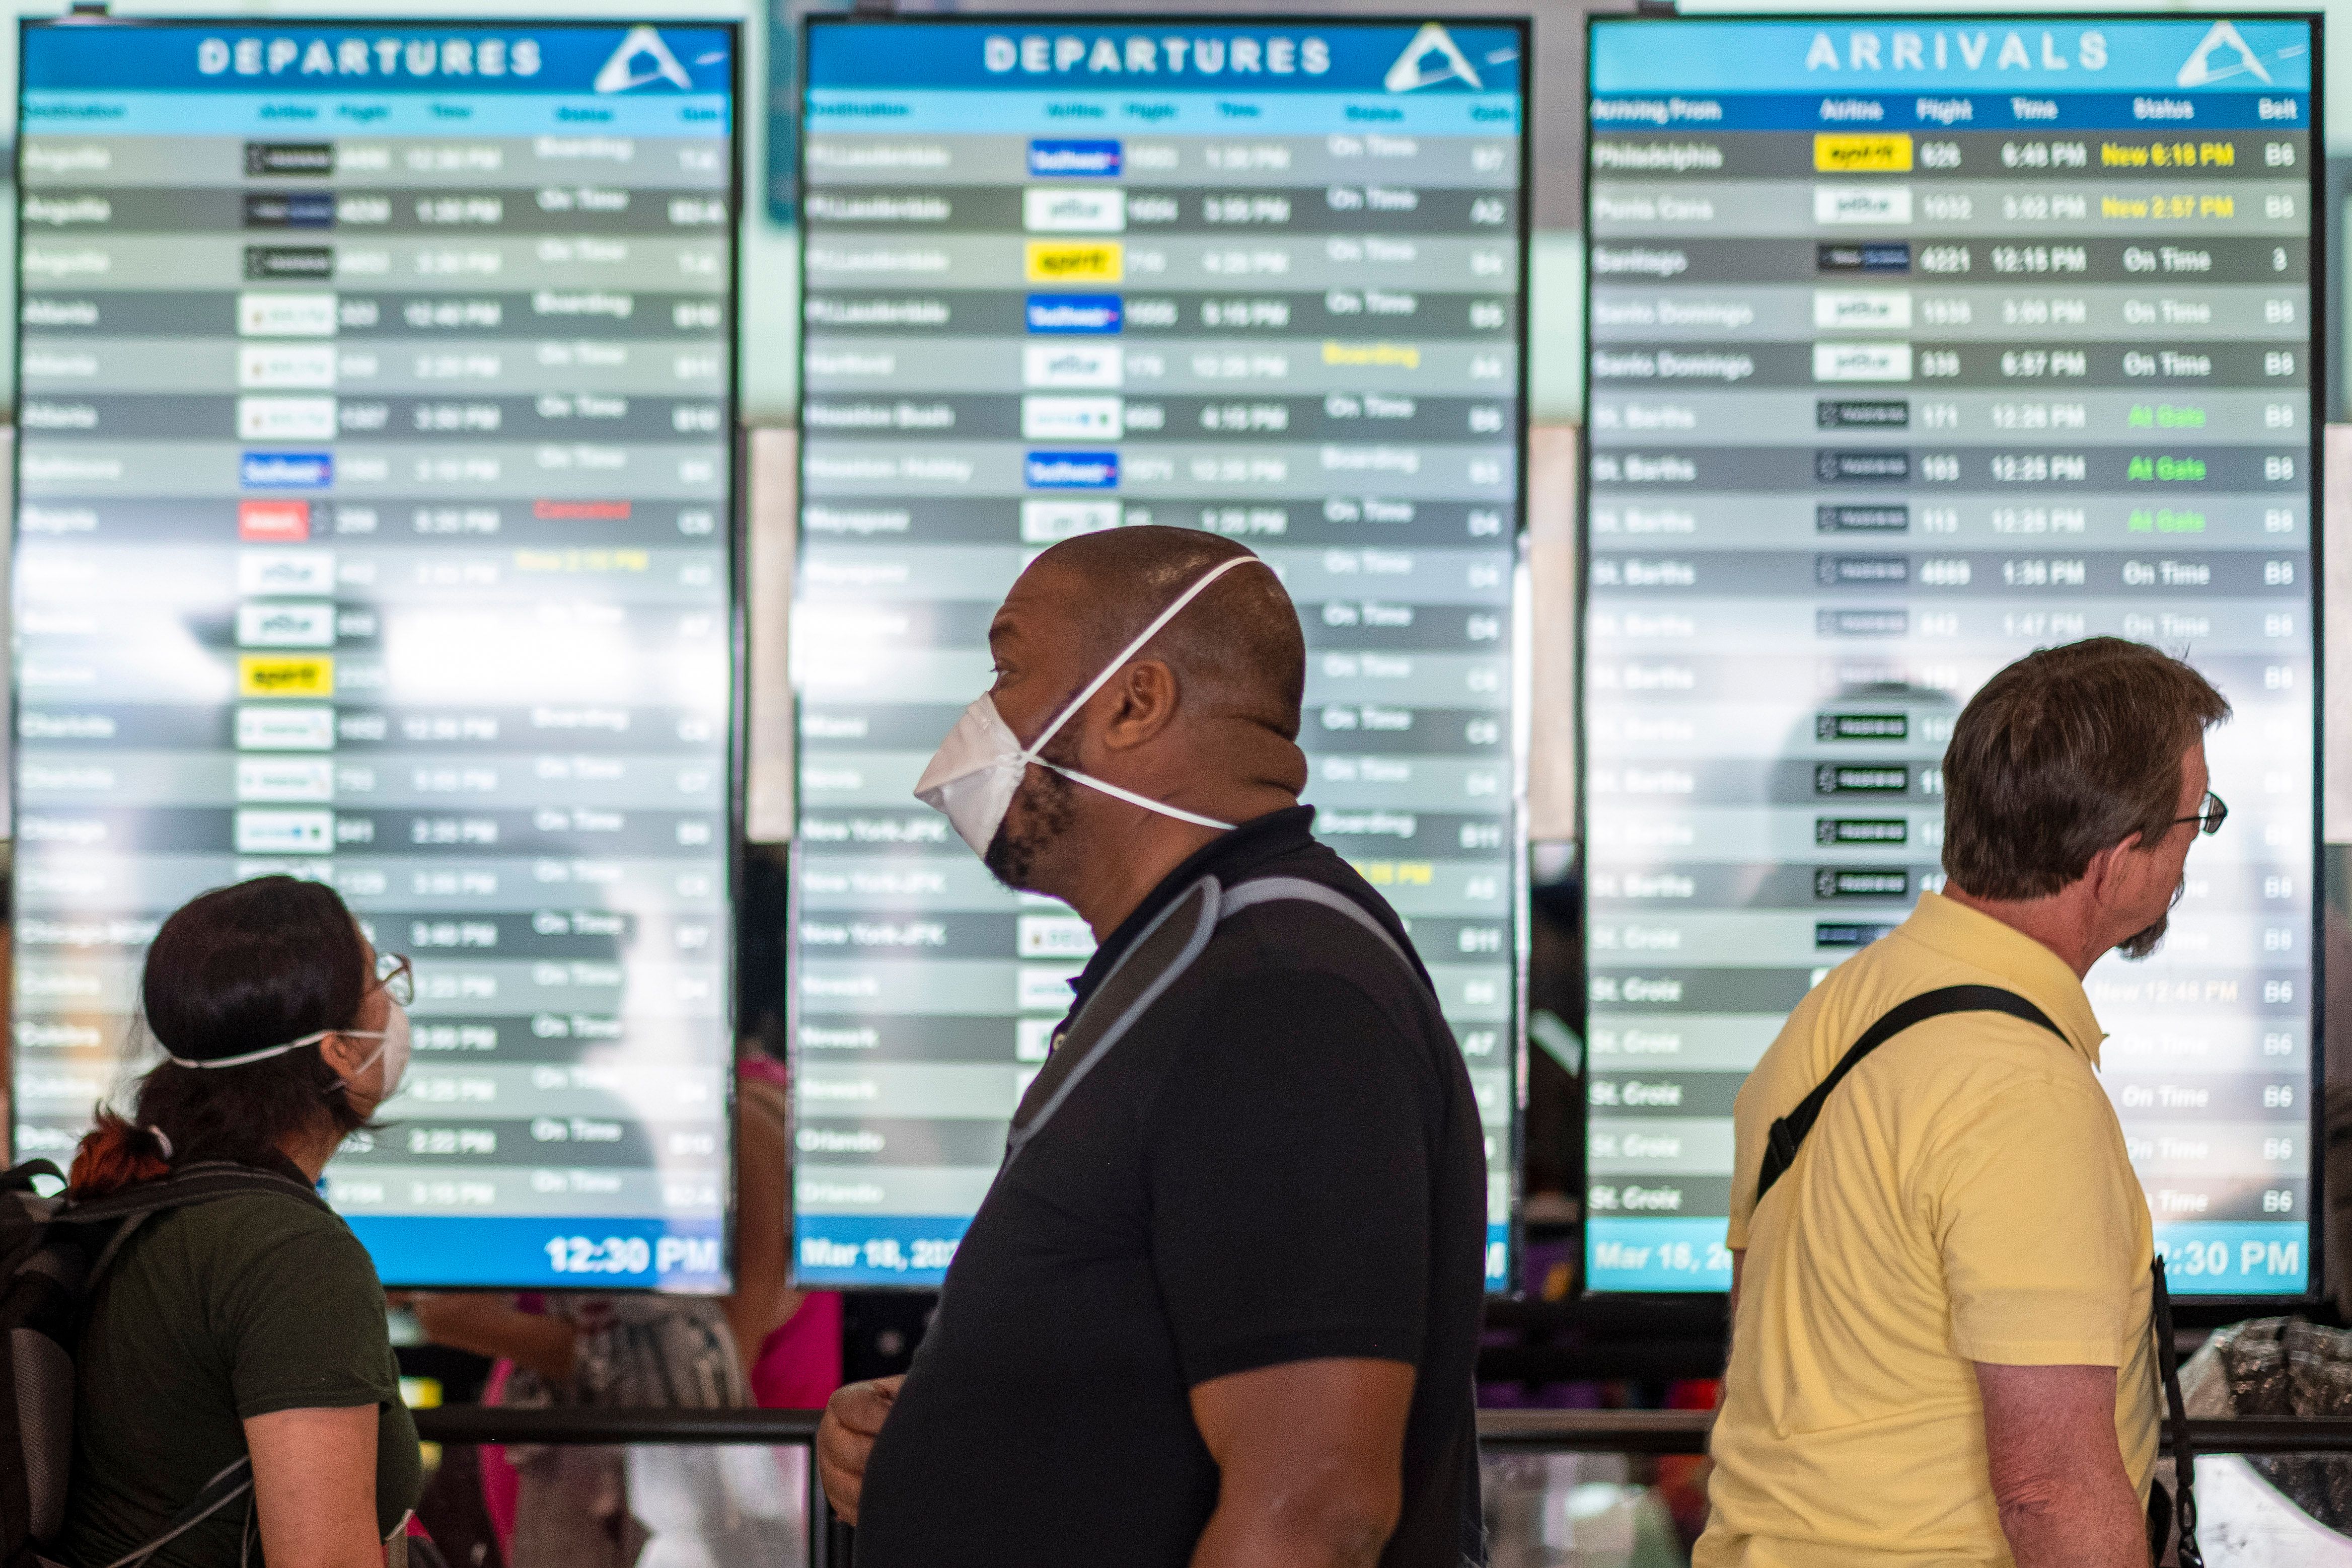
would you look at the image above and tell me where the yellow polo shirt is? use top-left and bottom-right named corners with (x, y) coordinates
top-left (1697, 891), bottom-right (2156, 1568)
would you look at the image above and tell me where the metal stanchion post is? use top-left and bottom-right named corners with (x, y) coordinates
top-left (806, 1443), bottom-right (831, 1568)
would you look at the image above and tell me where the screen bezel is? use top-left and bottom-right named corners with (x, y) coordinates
top-left (1576, 10), bottom-right (2329, 1311)
top-left (6, 14), bottom-right (751, 1295)
top-left (788, 11), bottom-right (1536, 1295)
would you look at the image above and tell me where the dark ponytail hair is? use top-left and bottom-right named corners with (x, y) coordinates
top-left (69, 876), bottom-right (375, 1197)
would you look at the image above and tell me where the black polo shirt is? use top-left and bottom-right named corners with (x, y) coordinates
top-left (855, 805), bottom-right (1488, 1568)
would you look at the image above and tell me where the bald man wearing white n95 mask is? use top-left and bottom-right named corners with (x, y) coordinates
top-left (815, 526), bottom-right (1491, 1568)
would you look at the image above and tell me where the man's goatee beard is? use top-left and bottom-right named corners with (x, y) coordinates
top-left (982, 765), bottom-right (1079, 892)
top-left (2116, 913), bottom-right (2167, 960)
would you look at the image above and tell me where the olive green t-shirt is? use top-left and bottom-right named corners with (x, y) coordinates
top-left (59, 1191), bottom-right (422, 1568)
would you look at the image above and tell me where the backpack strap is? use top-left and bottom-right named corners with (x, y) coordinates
top-left (1004, 872), bottom-right (1432, 1165)
top-left (88, 1455), bottom-right (255, 1568)
top-left (1754, 984), bottom-right (2065, 1205)
top-left (3, 1161), bottom-right (64, 1195)
top-left (48, 1163), bottom-right (328, 1227)
top-left (50, 1163), bottom-right (331, 1287)
top-left (2151, 1256), bottom-right (2204, 1568)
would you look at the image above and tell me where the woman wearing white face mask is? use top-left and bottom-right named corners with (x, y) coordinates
top-left (57, 874), bottom-right (422, 1568)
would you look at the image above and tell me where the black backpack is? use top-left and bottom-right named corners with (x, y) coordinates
top-left (0, 1157), bottom-right (333, 1568)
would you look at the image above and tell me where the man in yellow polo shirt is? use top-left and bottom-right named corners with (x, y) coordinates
top-left (1700, 639), bottom-right (2230, 1568)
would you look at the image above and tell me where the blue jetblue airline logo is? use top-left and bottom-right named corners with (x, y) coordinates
top-left (1029, 138), bottom-right (1121, 176)
top-left (241, 452), bottom-right (334, 488)
top-left (1025, 452), bottom-right (1119, 489)
top-left (1026, 294), bottom-right (1122, 333)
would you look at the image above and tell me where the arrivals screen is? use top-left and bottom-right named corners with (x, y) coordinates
top-left (10, 20), bottom-right (742, 1290)
top-left (1584, 16), bottom-right (2320, 1296)
top-left (794, 17), bottom-right (1525, 1289)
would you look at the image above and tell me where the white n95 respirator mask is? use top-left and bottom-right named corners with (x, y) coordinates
top-left (167, 1000), bottom-right (411, 1101)
top-left (914, 555), bottom-right (1266, 857)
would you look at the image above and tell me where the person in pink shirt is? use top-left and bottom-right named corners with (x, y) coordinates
top-left (409, 1054), bottom-right (840, 1566)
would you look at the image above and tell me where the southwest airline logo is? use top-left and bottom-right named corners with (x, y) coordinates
top-left (1025, 452), bottom-right (1119, 489)
top-left (1027, 294), bottom-right (1122, 333)
top-left (241, 453), bottom-right (333, 488)
top-left (1030, 139), bottom-right (1121, 177)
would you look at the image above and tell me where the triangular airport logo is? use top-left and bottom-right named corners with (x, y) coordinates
top-left (595, 25), bottom-right (693, 93)
top-left (1385, 23), bottom-right (1482, 93)
top-left (2177, 20), bottom-right (2271, 87)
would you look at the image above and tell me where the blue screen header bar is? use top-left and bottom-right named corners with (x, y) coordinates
top-left (1590, 17), bottom-right (2312, 96)
top-left (806, 18), bottom-right (1523, 97)
top-left (22, 21), bottom-right (734, 97)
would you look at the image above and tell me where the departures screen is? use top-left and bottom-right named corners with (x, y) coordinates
top-left (1582, 17), bottom-right (2320, 1295)
top-left (793, 17), bottom-right (1525, 1290)
top-left (10, 21), bottom-right (741, 1290)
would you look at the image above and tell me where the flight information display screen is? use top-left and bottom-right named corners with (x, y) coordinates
top-left (1583, 16), bottom-right (2320, 1296)
top-left (10, 20), bottom-right (742, 1290)
top-left (794, 17), bottom-right (1525, 1290)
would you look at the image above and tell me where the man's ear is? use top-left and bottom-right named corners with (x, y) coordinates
top-left (2078, 832), bottom-right (2144, 909)
top-left (1099, 660), bottom-right (1181, 750)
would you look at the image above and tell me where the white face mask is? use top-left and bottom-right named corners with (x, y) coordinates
top-left (167, 1001), bottom-right (411, 1102)
top-left (914, 554), bottom-right (1268, 858)
top-left (359, 1003), bottom-right (412, 1100)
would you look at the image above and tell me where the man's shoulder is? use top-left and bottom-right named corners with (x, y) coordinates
top-left (1753, 934), bottom-right (2089, 1098)
top-left (1204, 844), bottom-right (1427, 981)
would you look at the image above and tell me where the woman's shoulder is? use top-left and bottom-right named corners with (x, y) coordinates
top-left (142, 1185), bottom-right (373, 1283)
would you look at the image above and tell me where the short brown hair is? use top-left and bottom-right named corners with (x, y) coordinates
top-left (1942, 638), bottom-right (2230, 900)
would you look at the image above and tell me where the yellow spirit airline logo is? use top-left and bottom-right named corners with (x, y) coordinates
top-left (239, 654), bottom-right (334, 697)
top-left (1815, 133), bottom-right (1912, 172)
top-left (1025, 241), bottom-right (1122, 283)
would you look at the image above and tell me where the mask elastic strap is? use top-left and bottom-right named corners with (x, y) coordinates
top-left (1021, 555), bottom-right (1270, 762)
top-left (1044, 764), bottom-right (1235, 831)
top-left (168, 1028), bottom-right (386, 1071)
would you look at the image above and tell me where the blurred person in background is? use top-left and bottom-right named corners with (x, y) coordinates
top-left (407, 1048), bottom-right (837, 1568)
top-left (1702, 639), bottom-right (2229, 1568)
top-left (59, 875), bottom-right (421, 1568)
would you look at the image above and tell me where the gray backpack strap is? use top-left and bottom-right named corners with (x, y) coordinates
top-left (100, 1456), bottom-right (255, 1568)
top-left (1004, 873), bottom-right (1428, 1160)
top-left (1005, 877), bottom-right (1222, 1162)
top-left (54, 1164), bottom-right (330, 1288)
top-left (1216, 875), bottom-right (1418, 977)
